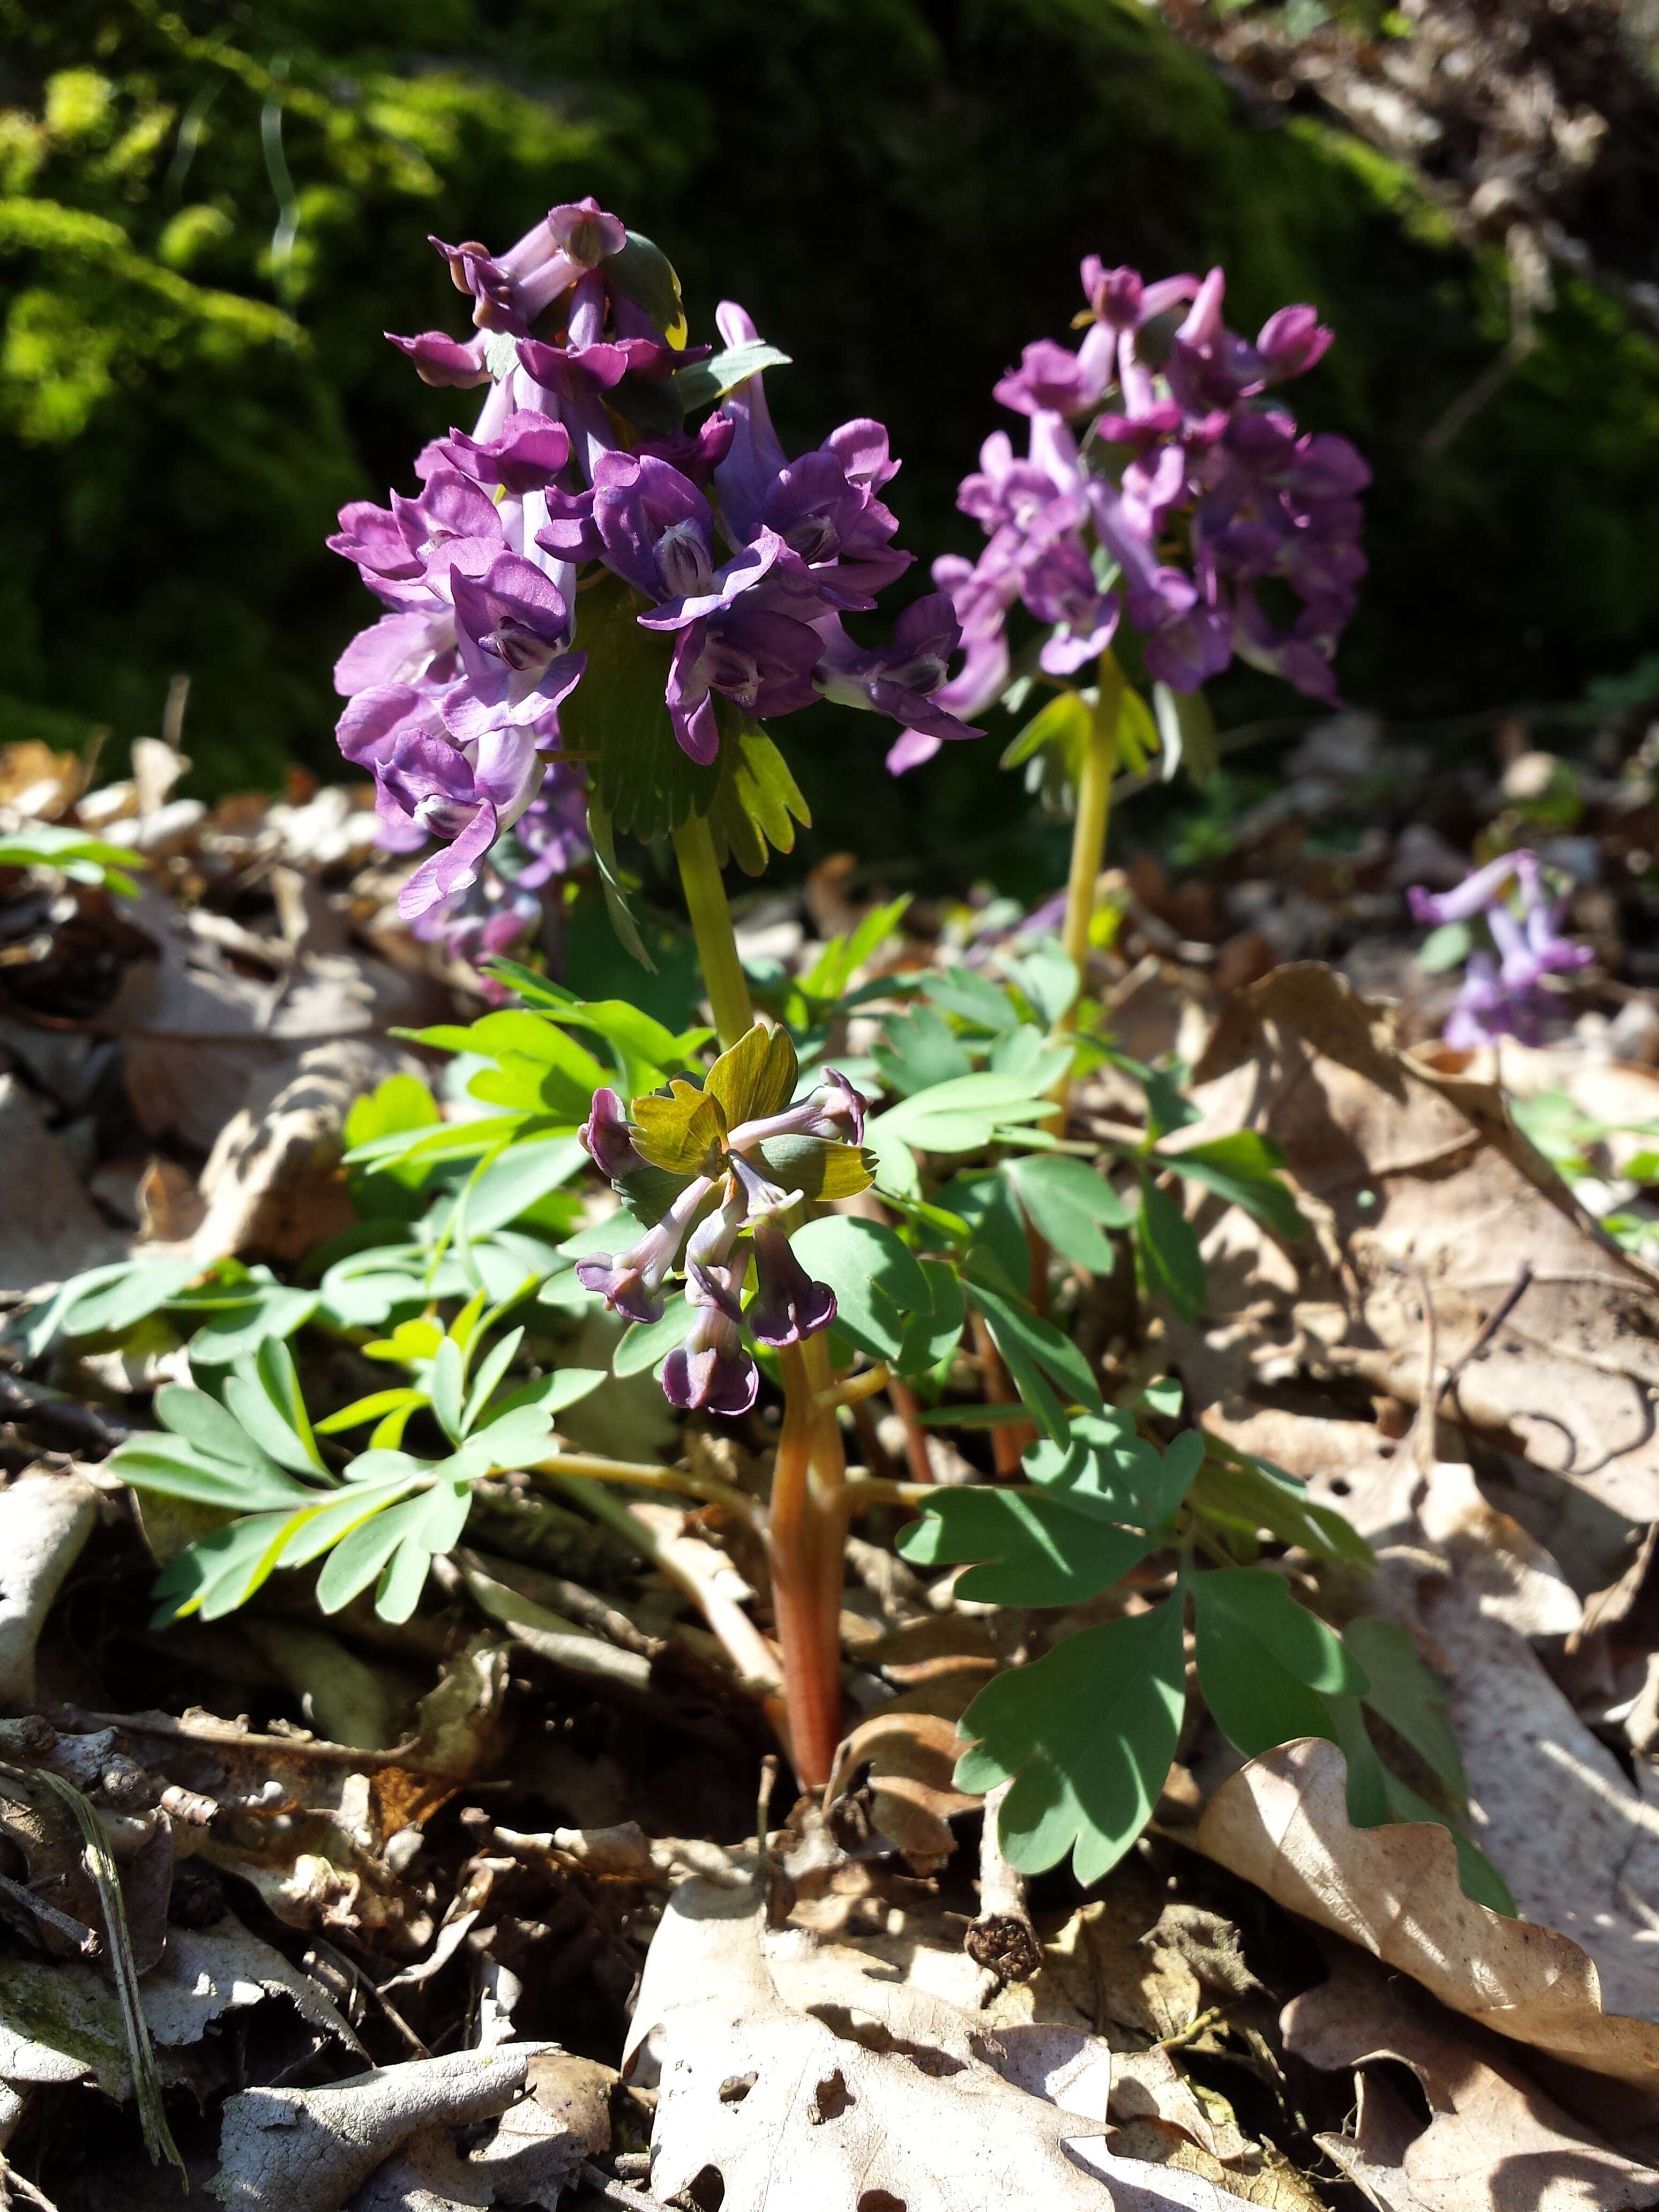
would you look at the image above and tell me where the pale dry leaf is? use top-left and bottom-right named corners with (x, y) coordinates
top-left (0, 1075), bottom-right (124, 1294)
top-left (0, 1914), bottom-right (358, 2098)
top-left (1284, 1947), bottom-right (1659, 2211)
top-left (190, 1041), bottom-right (418, 1266)
top-left (103, 886), bottom-right (442, 1150)
top-left (624, 1876), bottom-right (1237, 2211)
top-left (1179, 966), bottom-right (1659, 1525)
top-left (1199, 1737), bottom-right (1659, 2087)
top-left (824, 1707), bottom-right (981, 1863)
top-left (213, 2047), bottom-right (541, 2212)
top-left (1406, 1559), bottom-right (1659, 2019)
top-left (0, 1466), bottom-right (100, 1704)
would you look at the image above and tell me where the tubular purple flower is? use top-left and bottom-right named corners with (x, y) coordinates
top-left (576, 1175), bottom-right (716, 1325)
top-left (712, 300), bottom-right (789, 545)
top-left (812, 594), bottom-right (978, 760)
top-left (748, 1216), bottom-right (836, 1349)
top-left (1407, 850), bottom-right (1539, 927)
top-left (727, 1067), bottom-right (869, 1151)
top-left (663, 1281), bottom-right (759, 1417)
top-left (580, 1088), bottom-right (646, 1181)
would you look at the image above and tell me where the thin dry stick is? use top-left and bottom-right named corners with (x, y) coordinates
top-left (965, 1778), bottom-right (1042, 1995)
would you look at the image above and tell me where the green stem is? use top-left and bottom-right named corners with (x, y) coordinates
top-left (672, 812), bottom-right (754, 1049)
top-left (1058, 649), bottom-right (1124, 996)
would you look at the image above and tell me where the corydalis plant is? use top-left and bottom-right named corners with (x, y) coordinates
top-left (926, 257), bottom-right (1369, 753)
top-left (576, 1022), bottom-right (872, 1784)
top-left (329, 196), bottom-right (974, 928)
top-left (1410, 848), bottom-right (1593, 1047)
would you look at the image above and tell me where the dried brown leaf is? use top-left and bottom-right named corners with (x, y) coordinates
top-left (1199, 1737), bottom-right (1659, 2087)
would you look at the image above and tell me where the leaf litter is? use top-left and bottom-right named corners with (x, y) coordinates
top-left (5, 722), bottom-right (1659, 2210)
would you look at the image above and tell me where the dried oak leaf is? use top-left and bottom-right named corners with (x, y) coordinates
top-left (625, 1876), bottom-right (1245, 2210)
top-left (1198, 1737), bottom-right (1659, 2089)
top-left (1285, 1947), bottom-right (1659, 2211)
top-left (1176, 964), bottom-right (1659, 1525)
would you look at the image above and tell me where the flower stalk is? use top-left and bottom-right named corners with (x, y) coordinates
top-left (1058, 648), bottom-right (1124, 1007)
top-left (673, 813), bottom-right (754, 1050)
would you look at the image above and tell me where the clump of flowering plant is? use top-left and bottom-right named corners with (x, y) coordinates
top-left (327, 196), bottom-right (974, 947)
top-left (66, 198), bottom-right (1515, 1922)
top-left (1410, 849), bottom-right (1593, 1046)
top-left (926, 258), bottom-right (1369, 759)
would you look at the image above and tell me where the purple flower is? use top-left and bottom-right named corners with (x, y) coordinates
top-left (409, 763), bottom-right (591, 989)
top-left (747, 1217), bottom-right (835, 1349)
top-left (377, 723), bottom-right (547, 921)
top-left (579, 1088), bottom-right (645, 1180)
top-left (435, 412), bottom-right (572, 496)
top-left (934, 254), bottom-right (1363, 727)
top-left (1408, 849), bottom-right (1594, 1047)
top-left (663, 1266), bottom-right (759, 1417)
top-left (449, 554), bottom-right (585, 731)
top-left (666, 607), bottom-right (823, 764)
top-left (576, 1176), bottom-right (716, 1326)
top-left (993, 328), bottom-right (1117, 421)
top-left (727, 1068), bottom-right (867, 1150)
top-left (1021, 540), bottom-right (1121, 676)
top-left (813, 594), bottom-right (979, 774)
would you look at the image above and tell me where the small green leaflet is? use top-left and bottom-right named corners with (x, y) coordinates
top-left (1191, 1567), bottom-right (1367, 1759)
top-left (1133, 1173), bottom-right (1205, 1322)
top-left (899, 1491), bottom-right (1150, 1606)
top-left (1342, 1616), bottom-right (1466, 1804)
top-left (1152, 681), bottom-right (1219, 788)
top-left (788, 1215), bottom-right (928, 1366)
top-left (1329, 1697), bottom-right (1514, 1915)
top-left (868, 1070), bottom-right (1057, 1197)
top-left (871, 1007), bottom-right (973, 1098)
top-left (706, 724), bottom-right (811, 876)
top-left (672, 339), bottom-right (791, 413)
top-left (900, 1409), bottom-right (1201, 1599)
top-left (1190, 1444), bottom-right (1374, 1570)
top-left (1156, 1132), bottom-right (1306, 1243)
top-left (968, 1276), bottom-right (1103, 1441)
top-left (956, 1597), bottom-right (1186, 1885)
top-left (0, 823), bottom-right (147, 897)
top-left (1004, 1153), bottom-right (1131, 1273)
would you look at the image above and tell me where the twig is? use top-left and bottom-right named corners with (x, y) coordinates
top-left (547, 1475), bottom-right (783, 1695)
top-left (1435, 1260), bottom-right (1535, 1414)
top-left (303, 1937), bottom-right (430, 2059)
top-left (965, 1779), bottom-right (1042, 1996)
top-left (0, 1871), bottom-right (99, 1957)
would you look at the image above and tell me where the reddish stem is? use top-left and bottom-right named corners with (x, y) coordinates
top-left (968, 1306), bottom-right (1036, 1474)
top-left (765, 1339), bottom-right (848, 1789)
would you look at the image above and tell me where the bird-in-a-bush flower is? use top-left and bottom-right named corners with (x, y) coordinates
top-left (1409, 849), bottom-right (1593, 1047)
top-left (574, 1023), bottom-right (872, 1414)
top-left (921, 256), bottom-right (1369, 768)
top-left (329, 199), bottom-right (976, 942)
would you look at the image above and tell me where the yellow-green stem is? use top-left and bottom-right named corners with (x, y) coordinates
top-left (672, 812), bottom-right (753, 1049)
top-left (1058, 650), bottom-right (1125, 995)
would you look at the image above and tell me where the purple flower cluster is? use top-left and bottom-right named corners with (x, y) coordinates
top-left (330, 199), bottom-right (976, 912)
top-left (922, 259), bottom-right (1369, 768)
top-left (574, 1065), bottom-right (865, 1416)
top-left (1409, 850), bottom-right (1593, 1047)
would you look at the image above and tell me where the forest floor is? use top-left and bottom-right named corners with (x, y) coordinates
top-left (2, 694), bottom-right (1659, 2212)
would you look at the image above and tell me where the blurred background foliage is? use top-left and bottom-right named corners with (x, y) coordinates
top-left (4, 0), bottom-right (1659, 873)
